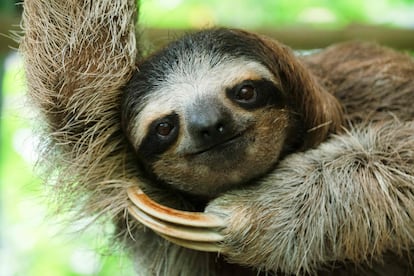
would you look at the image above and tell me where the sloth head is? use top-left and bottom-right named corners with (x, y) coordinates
top-left (122, 28), bottom-right (343, 197)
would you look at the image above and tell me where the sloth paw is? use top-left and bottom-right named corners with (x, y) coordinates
top-left (127, 186), bottom-right (227, 252)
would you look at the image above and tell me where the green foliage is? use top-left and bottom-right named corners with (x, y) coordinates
top-left (140, 0), bottom-right (414, 29)
top-left (0, 0), bottom-right (17, 15)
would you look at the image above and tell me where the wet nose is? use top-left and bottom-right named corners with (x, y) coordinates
top-left (187, 104), bottom-right (233, 148)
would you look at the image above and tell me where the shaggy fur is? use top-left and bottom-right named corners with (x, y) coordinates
top-left (20, 0), bottom-right (138, 220)
top-left (20, 0), bottom-right (414, 275)
top-left (121, 28), bottom-right (344, 197)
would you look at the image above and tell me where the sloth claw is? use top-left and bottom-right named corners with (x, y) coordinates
top-left (158, 233), bottom-right (222, 252)
top-left (127, 186), bottom-right (225, 252)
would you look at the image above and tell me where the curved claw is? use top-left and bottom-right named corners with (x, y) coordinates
top-left (127, 187), bottom-right (225, 227)
top-left (128, 204), bottom-right (224, 242)
top-left (127, 186), bottom-right (226, 252)
top-left (159, 233), bottom-right (222, 252)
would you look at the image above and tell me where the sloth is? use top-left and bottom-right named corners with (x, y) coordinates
top-left (20, 0), bottom-right (414, 275)
top-left (121, 28), bottom-right (343, 198)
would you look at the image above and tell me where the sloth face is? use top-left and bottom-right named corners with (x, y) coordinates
top-left (122, 29), bottom-right (313, 197)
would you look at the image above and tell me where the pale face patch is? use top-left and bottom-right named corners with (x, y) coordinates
top-left (150, 108), bottom-right (293, 196)
top-left (125, 54), bottom-right (298, 197)
top-left (130, 58), bottom-right (276, 149)
top-left (120, 28), bottom-right (310, 197)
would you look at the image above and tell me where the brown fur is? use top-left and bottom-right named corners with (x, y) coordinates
top-left (241, 31), bottom-right (345, 149)
top-left (20, 0), bottom-right (138, 221)
top-left (121, 28), bottom-right (344, 197)
top-left (20, 0), bottom-right (414, 275)
top-left (303, 41), bottom-right (414, 123)
top-left (149, 99), bottom-right (294, 196)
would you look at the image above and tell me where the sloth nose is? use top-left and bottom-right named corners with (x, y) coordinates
top-left (198, 120), bottom-right (226, 140)
top-left (187, 105), bottom-right (233, 147)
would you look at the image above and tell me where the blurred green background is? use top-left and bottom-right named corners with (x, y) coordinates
top-left (0, 0), bottom-right (413, 275)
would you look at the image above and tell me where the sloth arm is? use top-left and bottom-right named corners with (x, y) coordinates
top-left (206, 120), bottom-right (414, 274)
top-left (20, 0), bottom-right (141, 218)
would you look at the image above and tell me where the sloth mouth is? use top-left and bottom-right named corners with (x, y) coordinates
top-left (192, 131), bottom-right (246, 156)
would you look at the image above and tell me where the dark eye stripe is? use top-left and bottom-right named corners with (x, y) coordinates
top-left (226, 79), bottom-right (285, 110)
top-left (137, 113), bottom-right (180, 161)
top-left (235, 85), bottom-right (256, 102)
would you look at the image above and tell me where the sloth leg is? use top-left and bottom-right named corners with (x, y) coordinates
top-left (129, 120), bottom-right (414, 274)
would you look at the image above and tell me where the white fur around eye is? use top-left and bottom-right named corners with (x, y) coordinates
top-left (130, 58), bottom-right (276, 148)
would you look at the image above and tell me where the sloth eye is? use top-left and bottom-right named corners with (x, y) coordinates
top-left (227, 79), bottom-right (284, 110)
top-left (151, 114), bottom-right (178, 139)
top-left (137, 113), bottom-right (179, 161)
top-left (156, 122), bottom-right (174, 136)
top-left (235, 85), bottom-right (256, 102)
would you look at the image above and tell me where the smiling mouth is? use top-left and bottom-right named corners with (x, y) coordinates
top-left (192, 132), bottom-right (245, 156)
